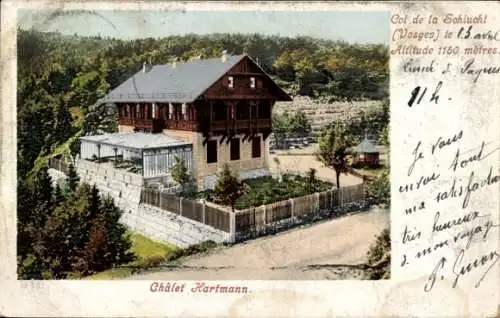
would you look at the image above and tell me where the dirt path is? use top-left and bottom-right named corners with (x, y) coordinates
top-left (131, 206), bottom-right (389, 280)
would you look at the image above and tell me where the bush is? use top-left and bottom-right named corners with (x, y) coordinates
top-left (165, 240), bottom-right (217, 262)
top-left (135, 255), bottom-right (166, 271)
top-left (365, 168), bottom-right (390, 207)
top-left (364, 228), bottom-right (390, 280)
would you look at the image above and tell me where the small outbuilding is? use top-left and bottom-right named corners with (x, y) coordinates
top-left (352, 135), bottom-right (380, 168)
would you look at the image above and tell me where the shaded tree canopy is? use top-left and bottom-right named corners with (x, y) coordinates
top-left (18, 169), bottom-right (134, 279)
top-left (316, 124), bottom-right (354, 189)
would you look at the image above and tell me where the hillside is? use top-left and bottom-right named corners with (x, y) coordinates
top-left (274, 96), bottom-right (383, 136)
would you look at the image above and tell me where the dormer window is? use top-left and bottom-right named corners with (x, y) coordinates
top-left (250, 77), bottom-right (256, 89)
top-left (228, 76), bottom-right (234, 88)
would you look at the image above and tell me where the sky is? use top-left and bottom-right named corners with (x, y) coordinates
top-left (18, 10), bottom-right (389, 44)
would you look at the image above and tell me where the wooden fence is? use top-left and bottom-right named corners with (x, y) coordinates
top-left (141, 183), bottom-right (366, 242)
top-left (234, 183), bottom-right (366, 240)
top-left (140, 188), bottom-right (231, 232)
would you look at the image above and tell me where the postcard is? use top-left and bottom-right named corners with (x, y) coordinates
top-left (0, 1), bottom-right (498, 317)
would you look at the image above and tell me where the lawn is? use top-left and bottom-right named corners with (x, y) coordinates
top-left (85, 231), bottom-right (177, 279)
top-left (233, 174), bottom-right (332, 210)
top-left (128, 232), bottom-right (176, 259)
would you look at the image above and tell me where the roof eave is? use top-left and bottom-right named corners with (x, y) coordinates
top-left (244, 54), bottom-right (293, 102)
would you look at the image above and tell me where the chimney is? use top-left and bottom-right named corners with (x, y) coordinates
top-left (172, 57), bottom-right (179, 68)
top-left (221, 50), bottom-right (228, 63)
top-left (142, 61), bottom-right (147, 73)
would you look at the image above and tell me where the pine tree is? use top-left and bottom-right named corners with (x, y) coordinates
top-left (25, 166), bottom-right (55, 230)
top-left (53, 183), bottom-right (65, 206)
top-left (18, 166), bottom-right (59, 278)
top-left (171, 156), bottom-right (190, 186)
top-left (35, 184), bottom-right (129, 277)
top-left (82, 102), bottom-right (118, 136)
top-left (99, 196), bottom-right (135, 266)
top-left (74, 216), bottom-right (109, 275)
top-left (67, 163), bottom-right (79, 192)
top-left (53, 96), bottom-right (74, 145)
top-left (171, 156), bottom-right (195, 196)
top-left (17, 179), bottom-right (36, 260)
top-left (211, 164), bottom-right (248, 212)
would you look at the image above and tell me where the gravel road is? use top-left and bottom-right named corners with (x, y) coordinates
top-left (131, 206), bottom-right (389, 280)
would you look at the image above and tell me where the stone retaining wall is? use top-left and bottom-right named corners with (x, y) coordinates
top-left (49, 160), bottom-right (229, 247)
top-left (122, 204), bottom-right (229, 247)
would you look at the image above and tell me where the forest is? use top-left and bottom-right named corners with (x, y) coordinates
top-left (17, 29), bottom-right (389, 278)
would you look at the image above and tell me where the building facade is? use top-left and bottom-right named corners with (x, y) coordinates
top-left (101, 52), bottom-right (292, 190)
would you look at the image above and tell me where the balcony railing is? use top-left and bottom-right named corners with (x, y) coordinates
top-left (118, 117), bottom-right (136, 126)
top-left (118, 117), bottom-right (163, 133)
top-left (211, 118), bottom-right (271, 131)
top-left (118, 117), bottom-right (272, 133)
top-left (165, 119), bottom-right (197, 131)
top-left (135, 118), bottom-right (153, 130)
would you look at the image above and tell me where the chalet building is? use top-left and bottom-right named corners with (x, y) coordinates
top-left (82, 52), bottom-right (292, 190)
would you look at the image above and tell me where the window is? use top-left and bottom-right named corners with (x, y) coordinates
top-left (228, 76), bottom-right (234, 88)
top-left (250, 77), bottom-right (256, 88)
top-left (230, 138), bottom-right (240, 161)
top-left (207, 140), bottom-right (218, 164)
top-left (252, 136), bottom-right (261, 158)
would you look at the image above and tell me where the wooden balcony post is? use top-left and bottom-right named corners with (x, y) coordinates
top-left (256, 100), bottom-right (260, 131)
top-left (209, 101), bottom-right (213, 122)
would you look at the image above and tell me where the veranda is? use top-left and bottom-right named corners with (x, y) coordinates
top-left (79, 132), bottom-right (194, 181)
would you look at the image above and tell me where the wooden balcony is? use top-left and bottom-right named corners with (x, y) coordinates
top-left (118, 117), bottom-right (136, 126)
top-left (118, 117), bottom-right (164, 133)
top-left (118, 116), bottom-right (272, 134)
top-left (211, 118), bottom-right (271, 132)
top-left (165, 119), bottom-right (197, 131)
top-left (135, 118), bottom-right (153, 130)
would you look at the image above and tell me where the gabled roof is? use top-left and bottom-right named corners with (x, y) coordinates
top-left (103, 55), bottom-right (244, 104)
top-left (101, 54), bottom-right (291, 104)
top-left (355, 137), bottom-right (379, 153)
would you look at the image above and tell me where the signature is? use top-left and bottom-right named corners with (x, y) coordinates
top-left (424, 249), bottom-right (499, 292)
top-left (423, 220), bottom-right (500, 292)
top-left (453, 249), bottom-right (499, 288)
